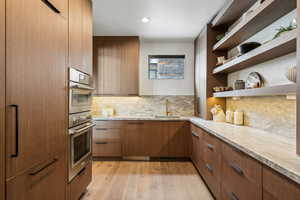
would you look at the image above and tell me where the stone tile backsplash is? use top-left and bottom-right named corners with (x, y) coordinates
top-left (92, 95), bottom-right (195, 117)
top-left (226, 96), bottom-right (296, 139)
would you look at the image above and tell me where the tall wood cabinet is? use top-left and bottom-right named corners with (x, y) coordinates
top-left (0, 0), bottom-right (5, 199)
top-left (69, 0), bottom-right (93, 75)
top-left (93, 36), bottom-right (140, 96)
top-left (5, 0), bottom-right (68, 199)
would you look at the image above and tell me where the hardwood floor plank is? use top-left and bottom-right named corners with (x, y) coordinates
top-left (82, 161), bottom-right (213, 200)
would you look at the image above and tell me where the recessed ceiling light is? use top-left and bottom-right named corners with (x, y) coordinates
top-left (141, 17), bottom-right (150, 23)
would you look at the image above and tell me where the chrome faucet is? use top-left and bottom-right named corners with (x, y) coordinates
top-left (165, 99), bottom-right (171, 116)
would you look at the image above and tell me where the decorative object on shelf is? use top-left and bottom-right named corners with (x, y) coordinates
top-left (213, 86), bottom-right (233, 93)
top-left (216, 34), bottom-right (225, 42)
top-left (234, 110), bottom-right (244, 126)
top-left (273, 21), bottom-right (297, 39)
top-left (223, 55), bottom-right (238, 64)
top-left (238, 42), bottom-right (261, 55)
top-left (226, 110), bottom-right (234, 124)
top-left (211, 105), bottom-right (226, 123)
top-left (285, 66), bottom-right (297, 83)
top-left (246, 72), bottom-right (263, 89)
top-left (234, 80), bottom-right (246, 90)
top-left (216, 56), bottom-right (226, 66)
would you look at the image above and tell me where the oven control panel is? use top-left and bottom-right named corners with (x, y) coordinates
top-left (69, 112), bottom-right (92, 128)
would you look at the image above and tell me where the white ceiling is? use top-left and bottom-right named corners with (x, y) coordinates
top-left (92, 0), bottom-right (229, 40)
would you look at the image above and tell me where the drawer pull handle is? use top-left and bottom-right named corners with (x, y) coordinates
top-left (9, 105), bottom-right (19, 158)
top-left (191, 132), bottom-right (199, 138)
top-left (205, 164), bottom-right (213, 173)
top-left (96, 128), bottom-right (108, 131)
top-left (128, 122), bottom-right (144, 125)
top-left (41, 0), bottom-right (60, 13)
top-left (207, 143), bottom-right (214, 150)
top-left (96, 142), bottom-right (108, 145)
top-left (229, 192), bottom-right (239, 200)
top-left (229, 163), bottom-right (244, 176)
top-left (77, 167), bottom-right (86, 176)
top-left (29, 158), bottom-right (58, 176)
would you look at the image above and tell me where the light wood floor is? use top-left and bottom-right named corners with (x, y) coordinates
top-left (82, 161), bottom-right (213, 200)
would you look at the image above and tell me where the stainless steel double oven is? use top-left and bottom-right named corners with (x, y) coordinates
top-left (68, 68), bottom-right (94, 182)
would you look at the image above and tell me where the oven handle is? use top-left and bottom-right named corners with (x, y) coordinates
top-left (70, 123), bottom-right (95, 135)
top-left (70, 84), bottom-right (94, 90)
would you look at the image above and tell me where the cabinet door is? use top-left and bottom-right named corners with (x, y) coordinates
top-left (190, 125), bottom-right (203, 172)
top-left (168, 122), bottom-right (190, 157)
top-left (0, 0), bottom-right (5, 198)
top-left (82, 0), bottom-right (93, 75)
top-left (6, 0), bottom-right (68, 178)
top-left (122, 122), bottom-right (146, 156)
top-left (6, 157), bottom-right (66, 200)
top-left (69, 0), bottom-right (83, 70)
top-left (143, 122), bottom-right (169, 157)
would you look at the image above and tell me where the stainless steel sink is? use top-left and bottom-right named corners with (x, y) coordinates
top-left (154, 115), bottom-right (181, 119)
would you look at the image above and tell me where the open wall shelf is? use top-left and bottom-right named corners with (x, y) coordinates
top-left (211, 0), bottom-right (257, 28)
top-left (213, 0), bottom-right (296, 51)
top-left (213, 84), bottom-right (296, 98)
top-left (213, 29), bottom-right (297, 74)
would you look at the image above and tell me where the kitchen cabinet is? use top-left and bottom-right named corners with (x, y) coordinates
top-left (70, 161), bottom-right (92, 200)
top-left (69, 0), bottom-right (93, 75)
top-left (6, 156), bottom-right (66, 200)
top-left (93, 121), bottom-right (123, 157)
top-left (5, 0), bottom-right (68, 194)
top-left (263, 166), bottom-right (300, 200)
top-left (190, 124), bottom-right (204, 173)
top-left (0, 0), bottom-right (4, 198)
top-left (168, 121), bottom-right (191, 157)
top-left (221, 143), bottom-right (262, 200)
top-left (93, 36), bottom-right (139, 96)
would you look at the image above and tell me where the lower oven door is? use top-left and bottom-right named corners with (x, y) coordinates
top-left (69, 123), bottom-right (95, 182)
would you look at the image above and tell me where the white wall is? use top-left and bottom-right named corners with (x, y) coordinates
top-left (139, 40), bottom-right (195, 95)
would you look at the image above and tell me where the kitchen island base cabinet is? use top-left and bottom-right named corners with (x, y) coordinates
top-left (6, 157), bottom-right (66, 200)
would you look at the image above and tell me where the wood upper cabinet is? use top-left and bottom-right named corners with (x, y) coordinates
top-left (69, 0), bottom-right (93, 75)
top-left (6, 0), bottom-right (68, 180)
top-left (263, 166), bottom-right (300, 200)
top-left (93, 36), bottom-right (139, 96)
top-left (6, 157), bottom-right (66, 200)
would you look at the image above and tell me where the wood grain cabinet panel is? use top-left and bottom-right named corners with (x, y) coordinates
top-left (263, 166), bottom-right (300, 200)
top-left (201, 131), bottom-right (222, 199)
top-left (6, 0), bottom-right (68, 179)
top-left (6, 156), bottom-right (66, 200)
top-left (221, 143), bottom-right (262, 200)
top-left (168, 121), bottom-right (190, 157)
top-left (190, 124), bottom-right (204, 172)
top-left (93, 37), bottom-right (139, 96)
top-left (70, 161), bottom-right (92, 200)
top-left (0, 0), bottom-right (4, 198)
top-left (69, 0), bottom-right (93, 74)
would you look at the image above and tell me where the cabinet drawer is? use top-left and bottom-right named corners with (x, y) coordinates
top-left (221, 143), bottom-right (262, 200)
top-left (93, 128), bottom-right (121, 142)
top-left (263, 166), bottom-right (300, 200)
top-left (93, 141), bottom-right (122, 157)
top-left (94, 121), bottom-right (124, 128)
top-left (70, 161), bottom-right (92, 200)
top-left (202, 161), bottom-right (221, 199)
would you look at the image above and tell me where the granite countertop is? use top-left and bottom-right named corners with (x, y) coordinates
top-left (190, 117), bottom-right (300, 184)
top-left (93, 116), bottom-right (300, 184)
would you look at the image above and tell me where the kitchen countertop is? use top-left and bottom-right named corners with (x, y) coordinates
top-left (93, 116), bottom-right (300, 184)
top-left (93, 116), bottom-right (191, 121)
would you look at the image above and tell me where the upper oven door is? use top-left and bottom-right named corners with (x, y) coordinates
top-left (69, 82), bottom-right (93, 114)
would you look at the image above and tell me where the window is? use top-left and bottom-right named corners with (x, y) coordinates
top-left (148, 55), bottom-right (185, 80)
